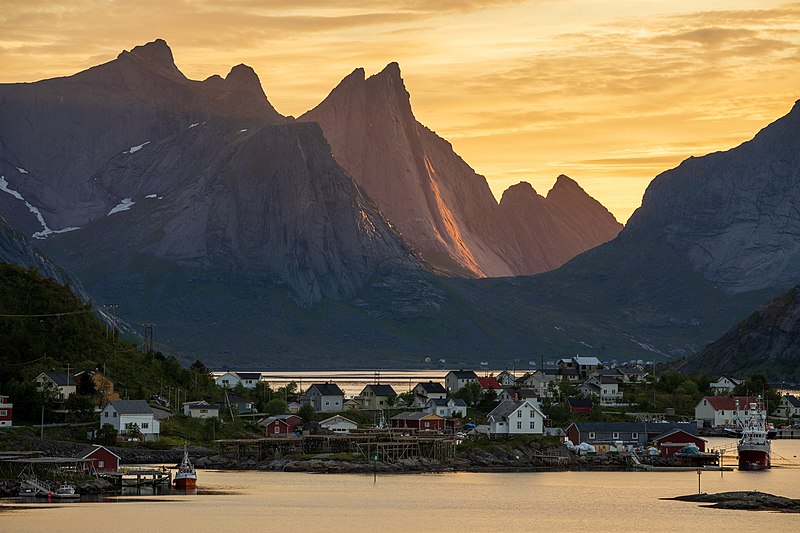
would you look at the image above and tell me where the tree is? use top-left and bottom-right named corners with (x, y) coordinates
top-left (298, 403), bottom-right (316, 423)
top-left (94, 423), bottom-right (118, 445)
top-left (733, 375), bottom-right (781, 413)
top-left (65, 394), bottom-right (95, 420)
top-left (264, 398), bottom-right (289, 416)
top-left (476, 389), bottom-right (498, 412)
top-left (77, 374), bottom-right (97, 397)
top-left (453, 382), bottom-right (483, 407)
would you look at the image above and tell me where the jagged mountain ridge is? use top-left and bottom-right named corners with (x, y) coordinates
top-left (300, 64), bottom-right (622, 277)
top-left (0, 39), bottom-right (417, 308)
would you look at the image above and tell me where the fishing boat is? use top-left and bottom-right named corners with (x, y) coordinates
top-left (51, 483), bottom-right (80, 499)
top-left (173, 447), bottom-right (197, 489)
top-left (737, 399), bottom-right (771, 471)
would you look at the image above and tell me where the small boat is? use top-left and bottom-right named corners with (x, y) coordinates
top-left (737, 399), bottom-right (771, 471)
top-left (51, 483), bottom-right (80, 499)
top-left (18, 487), bottom-right (41, 498)
top-left (173, 447), bottom-right (197, 490)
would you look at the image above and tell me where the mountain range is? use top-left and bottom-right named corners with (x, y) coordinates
top-left (1, 39), bottom-right (800, 373)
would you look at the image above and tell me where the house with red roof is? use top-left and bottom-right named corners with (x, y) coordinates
top-left (694, 396), bottom-right (765, 428)
top-left (258, 414), bottom-right (302, 437)
top-left (477, 377), bottom-right (503, 393)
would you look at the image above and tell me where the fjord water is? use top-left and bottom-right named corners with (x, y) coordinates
top-left (2, 439), bottom-right (799, 532)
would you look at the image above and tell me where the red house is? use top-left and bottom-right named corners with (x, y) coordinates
top-left (0, 395), bottom-right (12, 428)
top-left (259, 414), bottom-right (302, 437)
top-left (477, 377), bottom-right (503, 392)
top-left (390, 412), bottom-right (445, 431)
top-left (79, 444), bottom-right (121, 473)
top-left (651, 429), bottom-right (707, 457)
top-left (568, 397), bottom-right (593, 414)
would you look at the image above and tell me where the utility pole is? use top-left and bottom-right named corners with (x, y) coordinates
top-left (143, 323), bottom-right (155, 354)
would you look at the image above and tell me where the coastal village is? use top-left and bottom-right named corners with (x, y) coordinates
top-left (2, 355), bottom-right (798, 498)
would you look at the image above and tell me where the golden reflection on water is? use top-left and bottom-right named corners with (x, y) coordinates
top-left (1, 439), bottom-right (799, 532)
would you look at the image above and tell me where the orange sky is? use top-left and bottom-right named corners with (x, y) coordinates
top-left (2, 0), bottom-right (800, 222)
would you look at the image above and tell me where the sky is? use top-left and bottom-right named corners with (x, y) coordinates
top-left (2, 0), bottom-right (799, 222)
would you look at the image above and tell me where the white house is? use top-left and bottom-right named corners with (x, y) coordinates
top-left (182, 400), bottom-right (219, 419)
top-left (35, 371), bottom-right (76, 400)
top-left (100, 400), bottom-right (160, 441)
top-left (709, 376), bottom-right (743, 395)
top-left (694, 396), bottom-right (765, 428)
top-left (445, 371), bottom-right (478, 393)
top-left (306, 383), bottom-right (345, 412)
top-left (775, 395), bottom-right (800, 418)
top-left (578, 376), bottom-right (624, 406)
top-left (412, 381), bottom-right (448, 408)
top-left (487, 399), bottom-right (546, 436)
top-left (424, 398), bottom-right (468, 418)
top-left (0, 395), bottom-right (12, 428)
top-left (319, 415), bottom-right (358, 434)
top-left (496, 371), bottom-right (516, 386)
top-left (215, 372), bottom-right (262, 389)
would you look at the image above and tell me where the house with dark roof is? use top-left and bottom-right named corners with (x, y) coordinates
top-left (496, 371), bottom-right (516, 386)
top-left (359, 384), bottom-right (397, 409)
top-left (498, 388), bottom-right (538, 402)
top-left (566, 422), bottom-right (697, 451)
top-left (709, 376), bottom-right (743, 395)
top-left (578, 376), bottom-right (623, 406)
top-left (424, 398), bottom-right (468, 418)
top-left (214, 372), bottom-right (262, 389)
top-left (445, 370), bottom-right (478, 393)
top-left (487, 399), bottom-right (546, 436)
top-left (694, 396), bottom-right (764, 428)
top-left (100, 400), bottom-right (160, 441)
top-left (306, 383), bottom-right (345, 412)
top-left (182, 400), bottom-right (219, 419)
top-left (35, 371), bottom-right (76, 400)
top-left (776, 394), bottom-right (800, 418)
top-left (412, 381), bottom-right (447, 407)
top-left (568, 397), bottom-right (593, 414)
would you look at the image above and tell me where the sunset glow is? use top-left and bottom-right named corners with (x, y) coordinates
top-left (2, 0), bottom-right (799, 221)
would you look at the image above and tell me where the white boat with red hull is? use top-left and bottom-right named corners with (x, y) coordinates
top-left (737, 400), bottom-right (771, 471)
top-left (173, 447), bottom-right (197, 490)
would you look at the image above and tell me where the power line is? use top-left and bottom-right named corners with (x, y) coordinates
top-left (0, 309), bottom-right (93, 318)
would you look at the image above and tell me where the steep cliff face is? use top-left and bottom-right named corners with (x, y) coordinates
top-left (677, 285), bottom-right (800, 379)
top-left (624, 101), bottom-right (800, 294)
top-left (0, 40), bottom-right (416, 308)
top-left (301, 64), bottom-right (621, 277)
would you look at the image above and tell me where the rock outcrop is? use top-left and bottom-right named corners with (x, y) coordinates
top-left (677, 285), bottom-right (800, 379)
top-left (301, 64), bottom-right (622, 277)
top-left (624, 100), bottom-right (800, 294)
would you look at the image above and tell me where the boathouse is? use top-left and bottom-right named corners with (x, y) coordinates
top-left (259, 414), bottom-right (302, 437)
top-left (390, 412), bottom-right (445, 431)
top-left (650, 429), bottom-right (707, 457)
top-left (566, 422), bottom-right (697, 450)
top-left (79, 444), bottom-right (121, 473)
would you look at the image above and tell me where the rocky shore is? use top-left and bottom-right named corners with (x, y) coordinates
top-left (667, 492), bottom-right (800, 513)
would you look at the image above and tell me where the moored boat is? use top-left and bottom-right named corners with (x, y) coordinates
top-left (173, 447), bottom-right (197, 489)
top-left (737, 399), bottom-right (771, 471)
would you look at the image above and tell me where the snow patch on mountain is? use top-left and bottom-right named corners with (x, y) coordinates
top-left (126, 141), bottom-right (150, 154)
top-left (0, 175), bottom-right (80, 239)
top-left (108, 198), bottom-right (135, 215)
top-left (16, 167), bottom-right (28, 174)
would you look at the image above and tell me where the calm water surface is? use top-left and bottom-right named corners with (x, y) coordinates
top-left (2, 439), bottom-right (799, 532)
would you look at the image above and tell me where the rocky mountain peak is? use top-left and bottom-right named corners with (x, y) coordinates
top-left (124, 38), bottom-right (184, 78)
top-left (225, 64), bottom-right (261, 89)
top-left (499, 181), bottom-right (542, 205)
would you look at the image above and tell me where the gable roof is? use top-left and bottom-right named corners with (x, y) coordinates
top-left (39, 371), bottom-right (74, 386)
top-left (78, 444), bottom-right (121, 460)
top-left (108, 400), bottom-right (154, 415)
top-left (477, 377), bottom-right (502, 389)
top-left (308, 383), bottom-right (345, 396)
top-left (784, 395), bottom-right (800, 408)
top-left (428, 398), bottom-right (468, 407)
top-left (258, 414), bottom-right (302, 427)
top-left (574, 356), bottom-right (602, 366)
top-left (362, 384), bottom-right (396, 396)
top-left (701, 396), bottom-right (761, 411)
top-left (416, 381), bottom-right (447, 394)
top-left (651, 428), bottom-right (707, 443)
top-left (390, 412), bottom-right (443, 421)
top-left (447, 370), bottom-right (478, 380)
top-left (236, 372), bottom-right (262, 381)
top-left (488, 399), bottom-right (544, 421)
top-left (319, 415), bottom-right (358, 426)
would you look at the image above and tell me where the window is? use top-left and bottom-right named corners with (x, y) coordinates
top-left (588, 432), bottom-right (595, 439)
top-left (275, 425), bottom-right (281, 433)
top-left (142, 422), bottom-right (149, 429)
top-left (720, 410), bottom-right (725, 415)
top-left (113, 412), bottom-right (117, 418)
top-left (104, 412), bottom-right (109, 418)
top-left (517, 411), bottom-right (522, 418)
top-left (425, 422), bottom-right (430, 428)
top-left (530, 410), bottom-right (535, 417)
top-left (632, 433), bottom-right (638, 440)
top-left (517, 421), bottom-right (522, 429)
top-left (98, 461), bottom-right (104, 468)
top-left (325, 401), bottom-right (330, 406)
top-left (0, 410), bottom-right (5, 416)
top-left (530, 421), bottom-right (535, 429)
top-left (612, 432), bottom-right (619, 439)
